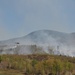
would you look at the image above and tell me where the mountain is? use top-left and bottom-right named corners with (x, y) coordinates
top-left (0, 30), bottom-right (75, 56)
top-left (0, 30), bottom-right (69, 45)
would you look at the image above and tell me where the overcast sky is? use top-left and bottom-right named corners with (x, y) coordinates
top-left (0, 0), bottom-right (75, 40)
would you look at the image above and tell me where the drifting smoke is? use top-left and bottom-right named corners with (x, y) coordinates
top-left (0, 30), bottom-right (75, 57)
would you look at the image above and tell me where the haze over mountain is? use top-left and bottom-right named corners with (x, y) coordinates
top-left (0, 30), bottom-right (69, 45)
top-left (0, 30), bottom-right (75, 56)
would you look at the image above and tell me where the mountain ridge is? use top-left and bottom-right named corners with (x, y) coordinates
top-left (0, 30), bottom-right (69, 44)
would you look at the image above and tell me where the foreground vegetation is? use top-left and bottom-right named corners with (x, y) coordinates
top-left (0, 54), bottom-right (75, 75)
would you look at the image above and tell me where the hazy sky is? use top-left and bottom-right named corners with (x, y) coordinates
top-left (0, 0), bottom-right (75, 40)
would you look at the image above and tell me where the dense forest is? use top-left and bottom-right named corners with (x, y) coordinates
top-left (0, 54), bottom-right (75, 75)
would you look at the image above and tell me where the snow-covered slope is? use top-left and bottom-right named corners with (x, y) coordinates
top-left (0, 30), bottom-right (75, 56)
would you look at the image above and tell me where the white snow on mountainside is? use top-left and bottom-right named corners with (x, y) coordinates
top-left (0, 30), bottom-right (75, 56)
